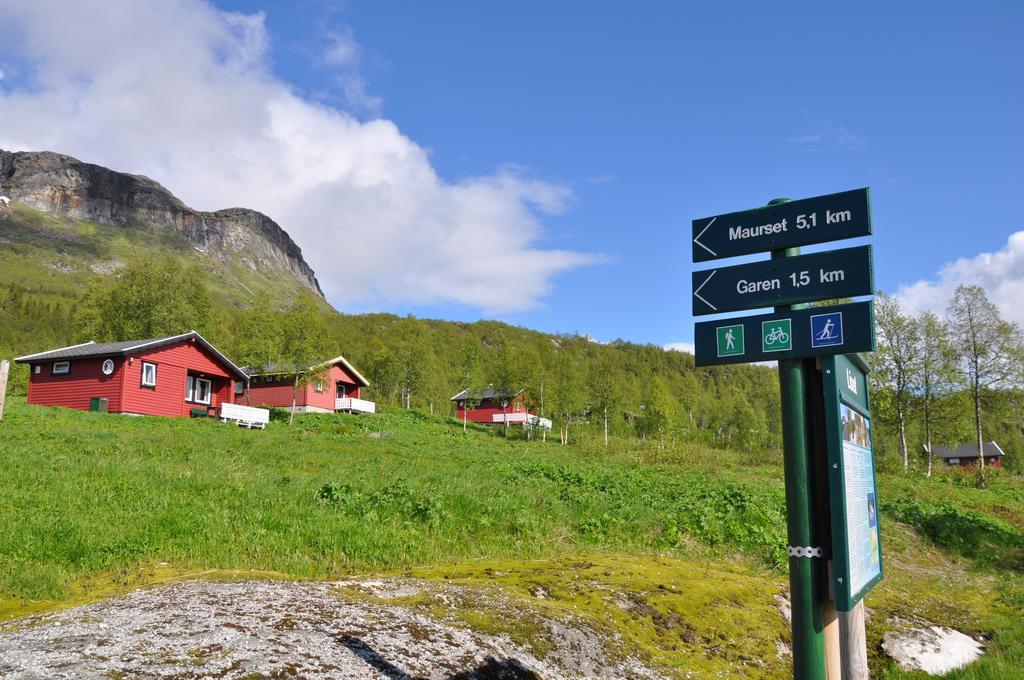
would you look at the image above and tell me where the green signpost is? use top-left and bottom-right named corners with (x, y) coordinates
top-left (690, 190), bottom-right (879, 680)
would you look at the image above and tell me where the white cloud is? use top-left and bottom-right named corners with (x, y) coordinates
top-left (896, 231), bottom-right (1024, 325)
top-left (319, 25), bottom-right (381, 114)
top-left (0, 0), bottom-right (599, 313)
top-left (789, 121), bottom-right (866, 150)
top-left (664, 342), bottom-right (695, 354)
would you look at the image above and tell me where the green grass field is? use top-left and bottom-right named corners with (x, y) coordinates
top-left (0, 400), bottom-right (1021, 677)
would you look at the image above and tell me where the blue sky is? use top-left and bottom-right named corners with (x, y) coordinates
top-left (3, 1), bottom-right (1023, 347)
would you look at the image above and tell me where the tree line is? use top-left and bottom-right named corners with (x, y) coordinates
top-left (0, 255), bottom-right (783, 450)
top-left (872, 285), bottom-right (1024, 478)
top-left (4, 255), bottom-right (1020, 471)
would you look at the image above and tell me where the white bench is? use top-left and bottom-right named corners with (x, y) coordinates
top-left (219, 402), bottom-right (270, 429)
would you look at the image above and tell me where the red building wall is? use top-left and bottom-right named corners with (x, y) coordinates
top-left (951, 457), bottom-right (1002, 469)
top-left (455, 395), bottom-right (534, 423)
top-left (119, 340), bottom-right (234, 417)
top-left (26, 356), bottom-right (126, 412)
top-left (244, 375), bottom-right (307, 409)
top-left (26, 338), bottom-right (235, 417)
top-left (242, 363), bottom-right (363, 410)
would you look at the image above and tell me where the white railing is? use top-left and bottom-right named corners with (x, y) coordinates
top-left (492, 412), bottom-right (528, 424)
top-left (491, 412), bottom-right (552, 430)
top-left (336, 397), bottom-right (376, 414)
top-left (220, 402), bottom-right (270, 429)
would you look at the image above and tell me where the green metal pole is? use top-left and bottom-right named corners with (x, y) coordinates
top-left (770, 198), bottom-right (826, 680)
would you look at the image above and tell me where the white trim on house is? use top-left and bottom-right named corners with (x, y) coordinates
top-left (186, 375), bottom-right (212, 404)
top-left (312, 355), bottom-right (370, 387)
top-left (52, 361), bottom-right (70, 375)
top-left (124, 331), bottom-right (248, 381)
top-left (15, 341), bottom-right (96, 361)
top-left (286, 404), bottom-right (333, 414)
top-left (141, 361), bottom-right (157, 387)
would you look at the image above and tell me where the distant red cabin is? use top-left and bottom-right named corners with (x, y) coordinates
top-left (451, 387), bottom-right (535, 425)
top-left (932, 442), bottom-right (1005, 469)
top-left (15, 331), bottom-right (247, 417)
top-left (240, 355), bottom-right (374, 414)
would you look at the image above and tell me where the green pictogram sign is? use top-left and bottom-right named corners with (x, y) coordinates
top-left (762, 318), bottom-right (792, 352)
top-left (716, 324), bottom-right (744, 357)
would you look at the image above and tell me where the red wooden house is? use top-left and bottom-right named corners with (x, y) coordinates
top-left (932, 442), bottom-right (1005, 469)
top-left (15, 331), bottom-right (247, 417)
top-left (240, 355), bottom-right (373, 414)
top-left (451, 386), bottom-right (550, 429)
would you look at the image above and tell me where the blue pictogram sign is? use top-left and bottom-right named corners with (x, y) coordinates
top-left (811, 312), bottom-right (844, 348)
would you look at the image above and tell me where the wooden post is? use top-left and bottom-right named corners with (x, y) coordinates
top-left (839, 600), bottom-right (869, 680)
top-left (0, 359), bottom-right (9, 420)
top-left (822, 598), bottom-right (842, 680)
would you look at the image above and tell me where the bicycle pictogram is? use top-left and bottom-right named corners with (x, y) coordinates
top-left (765, 326), bottom-right (790, 345)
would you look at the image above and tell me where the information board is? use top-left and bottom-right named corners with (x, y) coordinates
top-left (823, 354), bottom-right (883, 611)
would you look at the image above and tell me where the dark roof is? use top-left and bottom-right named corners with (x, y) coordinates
top-left (450, 386), bottom-right (526, 402)
top-left (244, 355), bottom-right (369, 386)
top-left (930, 442), bottom-right (1006, 459)
top-left (15, 331), bottom-right (248, 380)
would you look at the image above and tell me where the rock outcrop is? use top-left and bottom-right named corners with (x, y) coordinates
top-left (0, 150), bottom-right (323, 297)
top-left (882, 624), bottom-right (985, 675)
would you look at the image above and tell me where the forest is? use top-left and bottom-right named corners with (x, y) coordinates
top-left (1, 255), bottom-right (1021, 473)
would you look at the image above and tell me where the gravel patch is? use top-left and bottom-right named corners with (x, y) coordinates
top-left (0, 579), bottom-right (663, 679)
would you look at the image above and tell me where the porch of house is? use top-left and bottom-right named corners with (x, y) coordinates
top-left (334, 381), bottom-right (375, 414)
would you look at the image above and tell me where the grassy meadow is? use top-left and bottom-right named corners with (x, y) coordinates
top-left (0, 400), bottom-right (1022, 678)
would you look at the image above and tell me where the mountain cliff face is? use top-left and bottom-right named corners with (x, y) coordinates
top-left (0, 150), bottom-right (323, 297)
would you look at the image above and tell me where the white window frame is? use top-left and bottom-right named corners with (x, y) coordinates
top-left (52, 361), bottom-right (70, 375)
top-left (314, 379), bottom-right (324, 393)
top-left (141, 361), bottom-right (157, 387)
top-left (234, 380), bottom-right (244, 395)
top-left (948, 457), bottom-right (960, 465)
top-left (186, 375), bottom-right (213, 405)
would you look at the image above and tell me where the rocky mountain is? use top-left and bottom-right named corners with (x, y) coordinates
top-left (0, 150), bottom-right (322, 297)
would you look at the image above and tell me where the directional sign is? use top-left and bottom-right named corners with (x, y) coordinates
top-left (693, 301), bottom-right (875, 367)
top-left (692, 245), bottom-right (873, 316)
top-left (692, 188), bottom-right (871, 262)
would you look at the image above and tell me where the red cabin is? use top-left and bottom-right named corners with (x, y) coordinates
top-left (15, 331), bottom-right (246, 417)
top-left (240, 355), bottom-right (373, 414)
top-left (932, 442), bottom-right (1005, 469)
top-left (451, 387), bottom-right (549, 429)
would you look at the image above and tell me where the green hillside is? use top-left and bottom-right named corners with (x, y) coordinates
top-left (0, 402), bottom-right (1020, 677)
top-left (0, 200), bottom-right (314, 314)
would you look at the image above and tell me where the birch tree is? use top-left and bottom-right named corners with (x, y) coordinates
top-left (231, 293), bottom-right (283, 405)
top-left (456, 336), bottom-right (482, 431)
top-left (917, 311), bottom-right (957, 476)
top-left (947, 284), bottom-right (1023, 482)
top-left (489, 341), bottom-right (526, 436)
top-left (589, 353), bottom-right (618, 446)
top-left (873, 293), bottom-right (920, 472)
top-left (280, 294), bottom-right (331, 426)
top-left (550, 347), bottom-right (584, 445)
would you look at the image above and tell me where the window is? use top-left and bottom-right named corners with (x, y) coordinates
top-left (234, 381), bottom-right (244, 395)
top-left (948, 458), bottom-right (960, 465)
top-left (186, 375), bottom-right (212, 404)
top-left (314, 380), bottom-right (324, 393)
top-left (52, 361), bottom-right (70, 375)
top-left (141, 362), bottom-right (157, 387)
